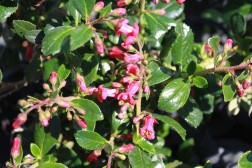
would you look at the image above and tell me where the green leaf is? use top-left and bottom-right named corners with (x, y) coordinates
top-left (147, 62), bottom-right (171, 86)
top-left (70, 25), bottom-right (94, 51)
top-left (99, 2), bottom-right (112, 18)
top-left (66, 0), bottom-right (81, 22)
top-left (156, 1), bottom-right (184, 19)
top-left (43, 58), bottom-right (59, 81)
top-left (24, 30), bottom-right (43, 44)
top-left (75, 130), bottom-right (107, 150)
top-left (128, 146), bottom-right (154, 168)
top-left (34, 117), bottom-right (60, 157)
top-left (172, 23), bottom-right (194, 67)
top-left (144, 13), bottom-right (173, 40)
top-left (152, 113), bottom-right (186, 140)
top-left (178, 98), bottom-right (203, 128)
top-left (72, 0), bottom-right (95, 21)
top-left (0, 5), bottom-right (17, 23)
top-left (42, 26), bottom-right (74, 56)
top-left (137, 139), bottom-right (156, 154)
top-left (193, 76), bottom-right (208, 88)
top-left (222, 73), bottom-right (236, 102)
top-left (70, 99), bottom-right (103, 121)
top-left (207, 36), bottom-right (220, 57)
top-left (238, 151), bottom-right (252, 168)
top-left (81, 53), bottom-right (99, 86)
top-left (203, 160), bottom-right (212, 168)
top-left (230, 13), bottom-right (246, 39)
top-left (13, 20), bottom-right (36, 37)
top-left (37, 163), bottom-right (67, 168)
top-left (30, 143), bottom-right (41, 159)
top-left (158, 78), bottom-right (190, 112)
top-left (57, 64), bottom-right (71, 82)
top-left (0, 69), bottom-right (2, 82)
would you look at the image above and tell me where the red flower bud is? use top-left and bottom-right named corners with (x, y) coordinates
top-left (118, 144), bottom-right (134, 153)
top-left (93, 1), bottom-right (104, 12)
top-left (49, 71), bottom-right (58, 86)
top-left (11, 137), bottom-right (21, 160)
top-left (12, 113), bottom-right (27, 129)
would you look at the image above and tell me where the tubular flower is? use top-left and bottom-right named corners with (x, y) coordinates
top-left (94, 85), bottom-right (118, 102)
top-left (117, 0), bottom-right (132, 7)
top-left (111, 8), bottom-right (127, 16)
top-left (11, 137), bottom-right (21, 160)
top-left (93, 1), bottom-right (104, 12)
top-left (118, 144), bottom-right (134, 153)
top-left (126, 64), bottom-right (140, 75)
top-left (224, 39), bottom-right (233, 51)
top-left (76, 73), bottom-right (87, 92)
top-left (75, 116), bottom-right (87, 129)
top-left (139, 116), bottom-right (158, 140)
top-left (49, 71), bottom-right (58, 86)
top-left (176, 0), bottom-right (186, 5)
top-left (12, 113), bottom-right (27, 129)
top-left (124, 53), bottom-right (142, 63)
top-left (95, 35), bottom-right (104, 54)
top-left (205, 44), bottom-right (213, 57)
top-left (242, 74), bottom-right (251, 90)
top-left (109, 46), bottom-right (125, 60)
top-left (87, 150), bottom-right (101, 164)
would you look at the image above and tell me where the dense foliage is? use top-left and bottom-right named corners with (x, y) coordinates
top-left (0, 0), bottom-right (252, 167)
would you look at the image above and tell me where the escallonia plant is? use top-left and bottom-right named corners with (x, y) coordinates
top-left (1, 0), bottom-right (252, 167)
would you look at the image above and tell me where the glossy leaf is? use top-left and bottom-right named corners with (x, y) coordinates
top-left (0, 5), bottom-right (17, 23)
top-left (147, 62), bottom-right (171, 86)
top-left (70, 25), bottom-right (94, 51)
top-left (172, 23), bottom-right (194, 67)
top-left (207, 36), bottom-right (220, 57)
top-left (24, 30), bottom-right (43, 44)
top-left (70, 99), bottom-right (103, 121)
top-left (158, 78), bottom-right (190, 112)
top-left (152, 113), bottom-right (186, 140)
top-left (42, 26), bottom-right (74, 56)
top-left (99, 2), bottom-right (112, 18)
top-left (156, 1), bottom-right (184, 19)
top-left (37, 163), bottom-right (67, 168)
top-left (75, 130), bottom-right (107, 150)
top-left (30, 143), bottom-right (41, 159)
top-left (137, 138), bottom-right (156, 154)
top-left (72, 0), bottom-right (95, 21)
top-left (66, 0), bottom-right (81, 22)
top-left (128, 146), bottom-right (154, 168)
top-left (230, 13), bottom-right (246, 38)
top-left (57, 64), bottom-right (71, 82)
top-left (238, 151), bottom-right (252, 168)
top-left (222, 73), bottom-right (235, 102)
top-left (34, 117), bottom-right (60, 157)
top-left (178, 98), bottom-right (203, 128)
top-left (193, 76), bottom-right (208, 88)
top-left (13, 20), bottom-right (36, 37)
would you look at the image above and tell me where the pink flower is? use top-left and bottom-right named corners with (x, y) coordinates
top-left (124, 53), bottom-right (142, 63)
top-left (224, 39), bottom-right (233, 51)
top-left (109, 46), bottom-right (125, 60)
top-left (12, 113), bottom-right (27, 129)
top-left (93, 1), bottom-right (104, 12)
top-left (176, 0), bottom-right (186, 5)
top-left (153, 0), bottom-right (159, 4)
top-left (87, 87), bottom-right (96, 95)
top-left (94, 85), bottom-right (118, 102)
top-left (117, 0), bottom-right (132, 7)
top-left (87, 150), bottom-right (101, 164)
top-left (76, 116), bottom-right (87, 129)
top-left (126, 81), bottom-right (140, 96)
top-left (205, 44), bottom-right (213, 57)
top-left (11, 137), bottom-right (21, 159)
top-left (117, 112), bottom-right (128, 119)
top-left (118, 144), bottom-right (134, 153)
top-left (117, 81), bottom-right (140, 105)
top-left (120, 103), bottom-right (129, 112)
top-left (112, 82), bottom-right (123, 88)
top-left (76, 73), bottom-right (86, 92)
top-left (126, 64), bottom-right (140, 75)
top-left (242, 75), bottom-right (251, 90)
top-left (39, 112), bottom-right (50, 127)
top-left (111, 8), bottom-right (127, 16)
top-left (124, 36), bottom-right (136, 46)
top-left (139, 116), bottom-right (158, 140)
top-left (133, 116), bottom-right (141, 123)
top-left (95, 35), bottom-right (104, 54)
top-left (50, 71), bottom-right (58, 86)
top-left (163, 0), bottom-right (170, 3)
top-left (115, 19), bottom-right (133, 36)
top-left (143, 84), bottom-right (150, 94)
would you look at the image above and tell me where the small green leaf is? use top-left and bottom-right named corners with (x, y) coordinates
top-left (193, 76), bottom-right (208, 88)
top-left (70, 99), bottom-right (103, 121)
top-left (75, 130), bottom-right (107, 150)
top-left (66, 0), bottom-right (81, 22)
top-left (42, 26), bottom-right (74, 56)
top-left (147, 62), bottom-right (171, 86)
top-left (70, 25), bottom-right (94, 51)
top-left (99, 2), bottom-right (112, 18)
top-left (0, 69), bottom-right (2, 82)
top-left (30, 143), bottom-right (41, 159)
top-left (222, 73), bottom-right (236, 102)
top-left (230, 13), bottom-right (246, 39)
top-left (13, 20), bottom-right (36, 37)
top-left (0, 5), bottom-right (17, 23)
top-left (238, 151), bottom-right (252, 168)
top-left (158, 78), bottom-right (191, 112)
top-left (34, 117), bottom-right (60, 157)
top-left (57, 64), bottom-right (71, 82)
top-left (128, 146), bottom-right (154, 168)
top-left (137, 139), bottom-right (156, 154)
top-left (178, 98), bottom-right (203, 128)
top-left (152, 113), bottom-right (186, 140)
top-left (37, 163), bottom-right (67, 168)
top-left (24, 30), bottom-right (43, 44)
top-left (172, 23), bottom-right (194, 67)
top-left (82, 53), bottom-right (99, 86)
top-left (207, 36), bottom-right (220, 57)
top-left (72, 0), bottom-right (95, 21)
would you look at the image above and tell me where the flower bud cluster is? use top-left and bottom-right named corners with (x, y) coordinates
top-left (152, 0), bottom-right (185, 5)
